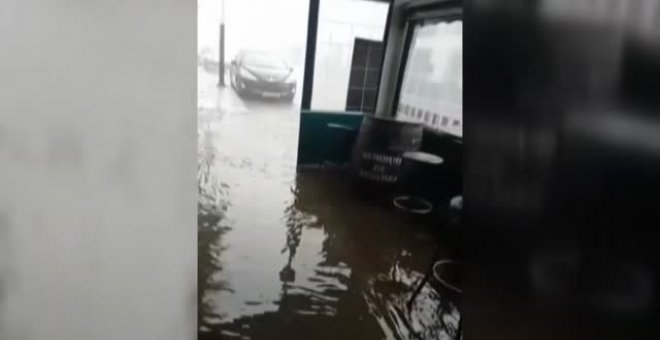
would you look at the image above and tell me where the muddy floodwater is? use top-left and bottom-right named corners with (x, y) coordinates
top-left (198, 68), bottom-right (460, 340)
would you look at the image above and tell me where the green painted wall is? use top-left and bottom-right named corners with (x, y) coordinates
top-left (297, 110), bottom-right (364, 166)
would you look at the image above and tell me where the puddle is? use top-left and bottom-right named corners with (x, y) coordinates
top-left (198, 67), bottom-right (460, 339)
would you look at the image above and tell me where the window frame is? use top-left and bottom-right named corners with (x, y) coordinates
top-left (391, 4), bottom-right (463, 138)
top-left (301, 0), bottom-right (394, 113)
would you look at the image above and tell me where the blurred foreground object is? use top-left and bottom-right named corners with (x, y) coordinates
top-left (464, 0), bottom-right (660, 339)
top-left (0, 1), bottom-right (196, 339)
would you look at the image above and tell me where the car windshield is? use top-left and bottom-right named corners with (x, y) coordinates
top-left (242, 52), bottom-right (287, 69)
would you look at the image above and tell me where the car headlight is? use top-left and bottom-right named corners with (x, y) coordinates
top-left (239, 67), bottom-right (257, 81)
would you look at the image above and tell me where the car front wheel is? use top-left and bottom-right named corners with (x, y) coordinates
top-left (233, 74), bottom-right (245, 97)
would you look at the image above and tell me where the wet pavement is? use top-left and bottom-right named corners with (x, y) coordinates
top-left (198, 66), bottom-right (460, 339)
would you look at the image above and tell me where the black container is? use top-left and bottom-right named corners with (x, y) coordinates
top-left (351, 115), bottom-right (423, 191)
top-left (400, 151), bottom-right (444, 199)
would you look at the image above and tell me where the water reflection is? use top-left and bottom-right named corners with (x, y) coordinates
top-left (198, 165), bottom-right (461, 338)
top-left (198, 125), bottom-right (232, 332)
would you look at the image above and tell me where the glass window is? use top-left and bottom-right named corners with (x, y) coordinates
top-left (310, 0), bottom-right (390, 113)
top-left (396, 19), bottom-right (462, 137)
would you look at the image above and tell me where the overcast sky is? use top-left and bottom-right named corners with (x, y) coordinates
top-left (198, 0), bottom-right (309, 60)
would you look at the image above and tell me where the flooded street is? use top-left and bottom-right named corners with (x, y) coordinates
top-left (198, 67), bottom-right (460, 339)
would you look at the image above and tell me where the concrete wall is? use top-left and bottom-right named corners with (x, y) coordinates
top-left (0, 1), bottom-right (196, 339)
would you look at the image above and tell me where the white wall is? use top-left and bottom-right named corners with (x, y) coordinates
top-left (0, 1), bottom-right (196, 339)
